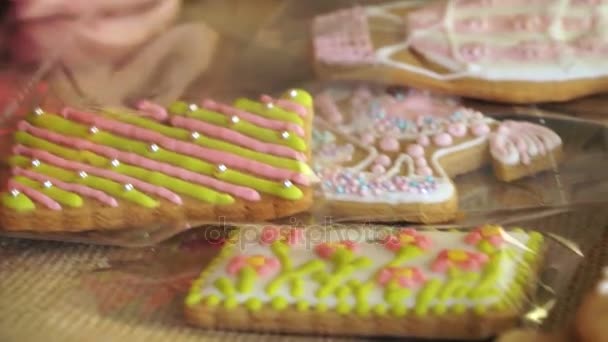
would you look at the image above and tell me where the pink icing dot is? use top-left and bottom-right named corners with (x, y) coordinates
top-left (360, 133), bottom-right (375, 145)
top-left (417, 135), bottom-right (430, 146)
top-left (417, 167), bottom-right (433, 176)
top-left (447, 123), bottom-right (467, 137)
top-left (406, 144), bottom-right (425, 158)
top-left (375, 154), bottom-right (392, 167)
top-left (415, 157), bottom-right (427, 167)
top-left (472, 123), bottom-right (491, 136)
top-left (433, 132), bottom-right (453, 147)
top-left (380, 137), bottom-right (400, 152)
top-left (372, 165), bottom-right (386, 175)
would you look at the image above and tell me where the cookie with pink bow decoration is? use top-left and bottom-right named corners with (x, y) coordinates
top-left (312, 0), bottom-right (608, 103)
top-left (312, 86), bottom-right (562, 223)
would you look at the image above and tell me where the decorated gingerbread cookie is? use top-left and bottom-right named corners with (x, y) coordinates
top-left (312, 0), bottom-right (608, 103)
top-left (0, 89), bottom-right (316, 232)
top-left (185, 224), bottom-right (545, 339)
top-left (312, 86), bottom-right (562, 223)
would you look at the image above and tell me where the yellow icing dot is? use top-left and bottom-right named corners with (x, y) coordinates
top-left (245, 298), bottom-right (262, 312)
top-left (271, 296), bottom-right (288, 310)
top-left (355, 303), bottom-right (370, 317)
top-left (453, 304), bottom-right (467, 314)
top-left (336, 286), bottom-right (351, 300)
top-left (474, 304), bottom-right (487, 315)
top-left (224, 297), bottom-right (238, 309)
top-left (373, 304), bottom-right (387, 316)
top-left (315, 303), bottom-right (328, 313)
top-left (447, 250), bottom-right (469, 261)
top-left (204, 295), bottom-right (220, 307)
top-left (391, 305), bottom-right (408, 317)
top-left (337, 301), bottom-right (351, 315)
top-left (185, 293), bottom-right (203, 306)
top-left (296, 300), bottom-right (309, 312)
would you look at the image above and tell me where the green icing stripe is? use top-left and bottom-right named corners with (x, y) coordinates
top-left (15, 132), bottom-right (233, 205)
top-left (168, 103), bottom-right (306, 152)
top-left (13, 176), bottom-right (83, 208)
top-left (1, 191), bottom-right (35, 212)
top-left (233, 98), bottom-right (304, 126)
top-left (25, 115), bottom-right (303, 200)
top-left (284, 89), bottom-right (313, 109)
top-left (9, 156), bottom-right (158, 208)
top-left (103, 111), bottom-right (312, 174)
top-left (237, 267), bottom-right (256, 294)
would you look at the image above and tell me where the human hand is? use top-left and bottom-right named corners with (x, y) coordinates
top-left (10, 0), bottom-right (181, 65)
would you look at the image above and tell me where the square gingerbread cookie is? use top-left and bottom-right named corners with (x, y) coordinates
top-left (0, 89), bottom-right (316, 232)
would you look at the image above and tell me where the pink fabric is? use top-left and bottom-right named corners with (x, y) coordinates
top-left (312, 7), bottom-right (376, 65)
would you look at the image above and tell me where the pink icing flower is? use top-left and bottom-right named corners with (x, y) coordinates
top-left (432, 249), bottom-right (489, 273)
top-left (376, 266), bottom-right (426, 289)
top-left (259, 226), bottom-right (304, 246)
top-left (226, 255), bottom-right (280, 277)
top-left (314, 241), bottom-right (358, 259)
top-left (465, 225), bottom-right (505, 247)
top-left (383, 228), bottom-right (432, 252)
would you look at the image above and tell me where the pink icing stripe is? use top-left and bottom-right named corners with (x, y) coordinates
top-left (260, 95), bottom-right (308, 118)
top-left (18, 122), bottom-right (260, 201)
top-left (13, 167), bottom-right (118, 207)
top-left (14, 145), bottom-right (183, 205)
top-left (169, 115), bottom-right (306, 162)
top-left (8, 179), bottom-right (61, 211)
top-left (202, 100), bottom-right (305, 138)
top-left (61, 108), bottom-right (310, 185)
top-left (135, 100), bottom-right (169, 122)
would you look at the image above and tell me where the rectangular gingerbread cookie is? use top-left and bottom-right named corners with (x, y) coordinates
top-left (185, 225), bottom-right (545, 339)
top-left (0, 89), bottom-right (316, 232)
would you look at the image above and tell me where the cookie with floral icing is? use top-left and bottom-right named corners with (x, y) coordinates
top-left (0, 89), bottom-right (316, 232)
top-left (312, 86), bottom-right (562, 223)
top-left (312, 0), bottom-right (608, 103)
top-left (185, 224), bottom-right (545, 339)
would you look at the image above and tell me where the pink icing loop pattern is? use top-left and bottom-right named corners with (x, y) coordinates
top-left (489, 120), bottom-right (562, 165)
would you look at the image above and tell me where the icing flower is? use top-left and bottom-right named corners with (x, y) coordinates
top-left (227, 255), bottom-right (280, 277)
top-left (376, 266), bottom-right (426, 289)
top-left (432, 249), bottom-right (489, 273)
top-left (259, 226), bottom-right (304, 246)
top-left (315, 241), bottom-right (358, 260)
top-left (465, 225), bottom-right (505, 247)
top-left (383, 228), bottom-right (432, 252)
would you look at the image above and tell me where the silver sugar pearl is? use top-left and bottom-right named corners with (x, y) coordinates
top-left (149, 144), bottom-right (160, 152)
top-left (89, 126), bottom-right (99, 134)
top-left (124, 183), bottom-right (134, 192)
top-left (31, 159), bottom-right (41, 168)
top-left (34, 108), bottom-right (44, 116)
top-left (188, 104), bottom-right (199, 112)
top-left (283, 180), bottom-right (293, 188)
top-left (230, 115), bottom-right (240, 124)
top-left (216, 164), bottom-right (227, 173)
top-left (110, 159), bottom-right (121, 168)
top-left (9, 189), bottom-right (20, 197)
top-left (191, 131), bottom-right (201, 140)
top-left (281, 131), bottom-right (290, 139)
top-left (265, 102), bottom-right (274, 109)
top-left (43, 180), bottom-right (53, 188)
top-left (289, 89), bottom-right (298, 98)
top-left (78, 171), bottom-right (88, 179)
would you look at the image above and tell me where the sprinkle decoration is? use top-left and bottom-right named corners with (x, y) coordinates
top-left (320, 169), bottom-right (438, 197)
